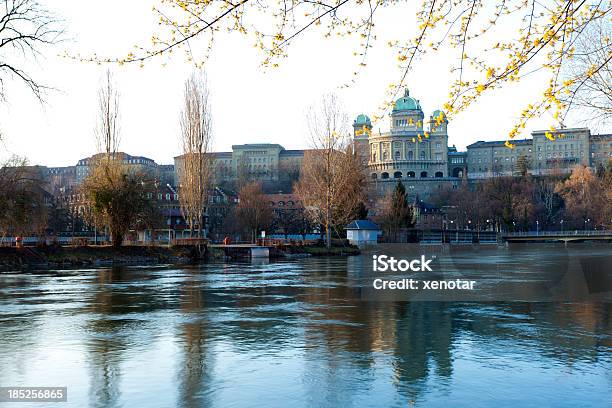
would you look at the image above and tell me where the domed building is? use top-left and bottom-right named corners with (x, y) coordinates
top-left (354, 88), bottom-right (457, 198)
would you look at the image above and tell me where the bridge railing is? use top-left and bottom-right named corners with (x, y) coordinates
top-left (503, 230), bottom-right (612, 237)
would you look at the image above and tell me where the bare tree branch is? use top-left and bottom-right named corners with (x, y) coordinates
top-left (0, 0), bottom-right (63, 102)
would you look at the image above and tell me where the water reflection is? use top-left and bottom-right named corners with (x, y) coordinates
top-left (0, 246), bottom-right (610, 407)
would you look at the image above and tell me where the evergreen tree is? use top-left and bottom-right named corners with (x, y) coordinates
top-left (390, 181), bottom-right (414, 229)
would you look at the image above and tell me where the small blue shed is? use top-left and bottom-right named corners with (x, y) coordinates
top-left (346, 220), bottom-right (381, 247)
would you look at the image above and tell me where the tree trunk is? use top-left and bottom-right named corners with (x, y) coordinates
top-left (325, 215), bottom-right (331, 250)
top-left (111, 230), bottom-right (123, 248)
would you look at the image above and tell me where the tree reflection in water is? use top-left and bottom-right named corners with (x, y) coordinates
top-left (0, 248), bottom-right (609, 408)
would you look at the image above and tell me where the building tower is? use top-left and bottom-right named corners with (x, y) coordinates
top-left (353, 113), bottom-right (372, 162)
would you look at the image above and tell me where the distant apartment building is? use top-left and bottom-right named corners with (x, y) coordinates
top-left (466, 139), bottom-right (533, 179)
top-left (467, 128), bottom-right (611, 178)
top-left (590, 133), bottom-right (612, 168)
top-left (174, 144), bottom-right (305, 192)
top-left (75, 152), bottom-right (159, 183)
top-left (46, 166), bottom-right (77, 194)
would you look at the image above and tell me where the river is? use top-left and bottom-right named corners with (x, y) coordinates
top-left (0, 244), bottom-right (610, 407)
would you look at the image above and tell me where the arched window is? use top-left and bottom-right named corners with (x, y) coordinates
top-left (435, 171), bottom-right (443, 178)
top-left (395, 151), bottom-right (401, 160)
top-left (407, 151), bottom-right (414, 160)
top-left (381, 172), bottom-right (389, 179)
top-left (420, 171), bottom-right (428, 178)
top-left (407, 171), bottom-right (415, 178)
top-left (371, 173), bottom-right (378, 179)
top-left (394, 171), bottom-right (402, 178)
top-left (420, 151), bottom-right (426, 159)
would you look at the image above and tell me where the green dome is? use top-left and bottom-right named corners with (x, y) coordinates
top-left (432, 109), bottom-right (446, 121)
top-left (393, 89), bottom-right (421, 112)
top-left (354, 114), bottom-right (371, 126)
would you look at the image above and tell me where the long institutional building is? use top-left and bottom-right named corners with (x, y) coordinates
top-left (45, 88), bottom-right (611, 199)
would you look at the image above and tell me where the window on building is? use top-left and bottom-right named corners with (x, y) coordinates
top-left (371, 173), bottom-right (378, 179)
top-left (420, 171), bottom-right (428, 178)
top-left (394, 171), bottom-right (402, 178)
top-left (420, 151), bottom-right (426, 159)
top-left (381, 172), bottom-right (389, 179)
top-left (435, 171), bottom-right (443, 178)
top-left (407, 151), bottom-right (414, 160)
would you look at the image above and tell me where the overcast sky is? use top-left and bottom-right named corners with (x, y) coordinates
top-left (0, 0), bottom-right (588, 167)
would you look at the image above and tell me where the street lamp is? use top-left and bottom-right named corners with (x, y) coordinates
top-left (536, 220), bottom-right (539, 236)
top-left (560, 219), bottom-right (564, 233)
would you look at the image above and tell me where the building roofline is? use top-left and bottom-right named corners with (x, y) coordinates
top-left (231, 144), bottom-right (285, 149)
top-left (467, 139), bottom-right (532, 148)
top-left (531, 127), bottom-right (590, 134)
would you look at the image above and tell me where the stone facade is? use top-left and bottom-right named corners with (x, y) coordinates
top-left (355, 88), bottom-right (459, 199)
top-left (75, 152), bottom-right (158, 183)
top-left (467, 128), bottom-right (611, 178)
top-left (355, 88), bottom-right (610, 200)
top-left (174, 144), bottom-right (304, 190)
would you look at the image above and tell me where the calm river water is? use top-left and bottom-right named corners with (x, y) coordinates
top-left (0, 244), bottom-right (610, 407)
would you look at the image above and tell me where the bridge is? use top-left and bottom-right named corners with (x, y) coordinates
top-left (502, 230), bottom-right (612, 243)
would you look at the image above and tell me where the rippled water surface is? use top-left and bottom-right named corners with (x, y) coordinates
top-left (0, 245), bottom-right (610, 408)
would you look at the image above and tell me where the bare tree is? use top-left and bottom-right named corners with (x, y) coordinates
top-left (234, 182), bottom-right (272, 243)
top-left (562, 18), bottom-right (612, 130)
top-left (81, 70), bottom-right (155, 247)
top-left (294, 94), bottom-right (366, 249)
top-left (0, 0), bottom-right (62, 101)
top-left (0, 156), bottom-right (48, 242)
top-left (95, 69), bottom-right (120, 157)
top-left (178, 71), bottom-right (212, 238)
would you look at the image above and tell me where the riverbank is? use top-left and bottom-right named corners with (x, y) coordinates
top-left (0, 245), bottom-right (199, 270)
top-left (0, 242), bottom-right (361, 270)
